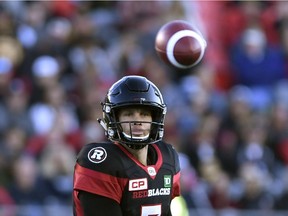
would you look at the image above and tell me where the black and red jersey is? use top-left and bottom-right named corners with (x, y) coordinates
top-left (73, 141), bottom-right (181, 216)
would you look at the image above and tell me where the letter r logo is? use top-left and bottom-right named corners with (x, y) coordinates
top-left (88, 147), bottom-right (107, 163)
top-left (91, 149), bottom-right (104, 160)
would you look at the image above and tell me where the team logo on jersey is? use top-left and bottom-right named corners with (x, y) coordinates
top-left (164, 175), bottom-right (171, 187)
top-left (147, 166), bottom-right (156, 176)
top-left (88, 147), bottom-right (107, 163)
top-left (129, 178), bottom-right (148, 191)
top-left (132, 187), bottom-right (171, 199)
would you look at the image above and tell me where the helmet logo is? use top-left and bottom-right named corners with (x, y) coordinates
top-left (88, 147), bottom-right (107, 163)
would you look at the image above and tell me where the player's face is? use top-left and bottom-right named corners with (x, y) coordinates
top-left (118, 107), bottom-right (152, 139)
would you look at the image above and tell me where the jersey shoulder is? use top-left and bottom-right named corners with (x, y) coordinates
top-left (76, 142), bottom-right (127, 176)
top-left (76, 142), bottom-right (113, 162)
top-left (155, 141), bottom-right (180, 173)
top-left (77, 142), bottom-right (121, 170)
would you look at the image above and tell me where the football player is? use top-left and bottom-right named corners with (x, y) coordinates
top-left (73, 75), bottom-right (181, 215)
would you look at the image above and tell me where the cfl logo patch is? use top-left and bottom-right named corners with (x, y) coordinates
top-left (88, 147), bottom-right (107, 163)
top-left (147, 166), bottom-right (156, 177)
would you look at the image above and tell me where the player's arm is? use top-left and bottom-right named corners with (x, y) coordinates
top-left (79, 190), bottom-right (123, 216)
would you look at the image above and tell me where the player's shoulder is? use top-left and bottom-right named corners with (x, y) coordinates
top-left (155, 140), bottom-right (178, 156)
top-left (77, 141), bottom-right (117, 157)
top-left (76, 141), bottom-right (123, 170)
top-left (155, 141), bottom-right (180, 172)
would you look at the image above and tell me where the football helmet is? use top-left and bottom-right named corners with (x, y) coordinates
top-left (98, 75), bottom-right (167, 148)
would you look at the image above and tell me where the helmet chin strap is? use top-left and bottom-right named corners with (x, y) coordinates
top-left (125, 143), bottom-right (148, 149)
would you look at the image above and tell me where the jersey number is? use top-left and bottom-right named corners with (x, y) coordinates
top-left (141, 204), bottom-right (161, 216)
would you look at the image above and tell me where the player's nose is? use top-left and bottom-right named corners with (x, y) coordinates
top-left (132, 112), bottom-right (143, 124)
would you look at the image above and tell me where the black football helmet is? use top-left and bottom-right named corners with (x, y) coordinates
top-left (98, 75), bottom-right (167, 148)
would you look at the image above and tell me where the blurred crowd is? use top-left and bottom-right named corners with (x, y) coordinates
top-left (1, 1), bottom-right (288, 215)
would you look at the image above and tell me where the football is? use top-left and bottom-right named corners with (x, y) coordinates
top-left (155, 20), bottom-right (207, 69)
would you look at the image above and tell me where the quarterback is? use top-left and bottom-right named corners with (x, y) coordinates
top-left (73, 75), bottom-right (181, 215)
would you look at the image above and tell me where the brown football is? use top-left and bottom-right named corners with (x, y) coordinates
top-left (155, 20), bottom-right (207, 69)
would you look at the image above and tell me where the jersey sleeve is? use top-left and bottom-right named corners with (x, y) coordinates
top-left (79, 191), bottom-right (123, 216)
top-left (73, 143), bottom-right (128, 204)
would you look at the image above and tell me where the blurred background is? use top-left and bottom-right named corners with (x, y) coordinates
top-left (1, 1), bottom-right (288, 216)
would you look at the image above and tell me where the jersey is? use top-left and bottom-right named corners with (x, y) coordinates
top-left (73, 141), bottom-right (181, 216)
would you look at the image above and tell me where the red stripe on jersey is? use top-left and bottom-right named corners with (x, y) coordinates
top-left (172, 171), bottom-right (181, 199)
top-left (73, 190), bottom-right (84, 216)
top-left (73, 163), bottom-right (129, 203)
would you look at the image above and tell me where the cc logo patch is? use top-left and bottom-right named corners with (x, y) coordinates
top-left (88, 147), bottom-right (107, 163)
